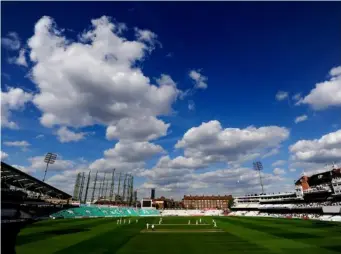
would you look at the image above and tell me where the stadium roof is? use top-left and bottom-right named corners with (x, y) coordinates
top-left (1, 162), bottom-right (72, 199)
top-left (294, 167), bottom-right (341, 186)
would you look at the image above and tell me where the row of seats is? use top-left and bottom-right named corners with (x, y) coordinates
top-left (228, 211), bottom-right (341, 222)
top-left (160, 209), bottom-right (223, 216)
top-left (50, 206), bottom-right (160, 219)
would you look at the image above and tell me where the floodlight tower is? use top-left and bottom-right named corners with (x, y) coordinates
top-left (42, 152), bottom-right (57, 182)
top-left (253, 161), bottom-right (264, 194)
top-left (134, 188), bottom-right (139, 209)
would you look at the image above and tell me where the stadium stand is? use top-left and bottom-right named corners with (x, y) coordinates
top-left (50, 206), bottom-right (160, 218)
top-left (230, 167), bottom-right (341, 222)
top-left (160, 209), bottom-right (223, 216)
top-left (1, 162), bottom-right (73, 254)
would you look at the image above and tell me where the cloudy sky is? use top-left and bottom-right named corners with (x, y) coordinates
top-left (1, 2), bottom-right (341, 199)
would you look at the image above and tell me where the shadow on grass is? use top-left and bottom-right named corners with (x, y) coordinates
top-left (225, 218), bottom-right (321, 239)
top-left (324, 245), bottom-right (341, 253)
top-left (16, 228), bottom-right (90, 246)
top-left (28, 218), bottom-right (91, 228)
top-left (54, 225), bottom-right (143, 254)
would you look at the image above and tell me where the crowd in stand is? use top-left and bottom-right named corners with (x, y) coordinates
top-left (292, 201), bottom-right (341, 208)
top-left (332, 177), bottom-right (341, 183)
top-left (233, 200), bottom-right (341, 209)
top-left (304, 184), bottom-right (331, 193)
top-left (257, 213), bottom-right (321, 219)
top-left (228, 211), bottom-right (340, 221)
top-left (292, 202), bottom-right (323, 209)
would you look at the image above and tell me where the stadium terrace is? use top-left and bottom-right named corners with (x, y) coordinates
top-left (1, 162), bottom-right (341, 254)
top-left (230, 167), bottom-right (341, 222)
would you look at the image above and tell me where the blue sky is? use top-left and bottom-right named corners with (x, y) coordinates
top-left (1, 2), bottom-right (341, 199)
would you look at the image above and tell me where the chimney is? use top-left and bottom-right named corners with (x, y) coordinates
top-left (151, 188), bottom-right (155, 199)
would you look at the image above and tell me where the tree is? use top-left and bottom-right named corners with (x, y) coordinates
top-left (228, 198), bottom-right (235, 209)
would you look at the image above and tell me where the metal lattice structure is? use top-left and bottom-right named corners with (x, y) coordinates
top-left (1, 162), bottom-right (71, 199)
top-left (73, 169), bottom-right (134, 204)
top-left (253, 161), bottom-right (264, 194)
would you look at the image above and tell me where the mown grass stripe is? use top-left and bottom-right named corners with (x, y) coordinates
top-left (54, 221), bottom-right (144, 254)
top-left (222, 217), bottom-right (341, 254)
top-left (16, 216), bottom-right (341, 254)
top-left (117, 232), bottom-right (267, 254)
top-left (16, 219), bottom-right (120, 254)
top-left (227, 216), bottom-right (341, 250)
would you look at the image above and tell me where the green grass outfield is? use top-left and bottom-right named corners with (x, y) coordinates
top-left (16, 216), bottom-right (341, 254)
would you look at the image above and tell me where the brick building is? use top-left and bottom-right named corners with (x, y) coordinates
top-left (182, 195), bottom-right (233, 209)
top-left (152, 196), bottom-right (183, 209)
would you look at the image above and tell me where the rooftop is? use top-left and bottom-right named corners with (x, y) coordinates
top-left (1, 162), bottom-right (72, 200)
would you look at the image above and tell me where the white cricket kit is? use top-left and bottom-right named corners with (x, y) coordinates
top-left (147, 223), bottom-right (149, 229)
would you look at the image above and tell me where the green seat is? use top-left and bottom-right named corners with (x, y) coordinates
top-left (50, 206), bottom-right (160, 219)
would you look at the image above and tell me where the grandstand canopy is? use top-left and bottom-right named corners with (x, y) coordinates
top-left (295, 170), bottom-right (333, 186)
top-left (1, 162), bottom-right (72, 199)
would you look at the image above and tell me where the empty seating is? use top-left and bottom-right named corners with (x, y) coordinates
top-left (50, 206), bottom-right (160, 219)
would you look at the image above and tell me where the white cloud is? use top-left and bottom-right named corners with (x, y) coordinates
top-left (34, 158), bottom-right (90, 194)
top-left (134, 27), bottom-right (158, 45)
top-left (276, 91), bottom-right (288, 101)
top-left (273, 168), bottom-right (286, 175)
top-left (297, 66), bottom-right (341, 110)
top-left (21, 155), bottom-right (76, 175)
top-left (133, 121), bottom-right (290, 197)
top-left (11, 164), bottom-right (30, 174)
top-left (12, 49), bottom-right (28, 67)
top-left (3, 141), bottom-right (30, 151)
top-left (8, 156), bottom-right (89, 193)
top-left (36, 134), bottom-right (45, 139)
top-left (330, 66), bottom-right (341, 77)
top-left (56, 127), bottom-right (87, 143)
top-left (189, 70), bottom-right (208, 89)
top-left (295, 114), bottom-right (308, 124)
top-left (154, 155), bottom-right (207, 170)
top-left (106, 116), bottom-right (169, 141)
top-left (46, 169), bottom-right (85, 195)
top-left (89, 158), bottom-right (143, 173)
top-left (175, 120), bottom-right (289, 165)
top-left (292, 93), bottom-right (301, 101)
top-left (289, 168), bottom-right (296, 172)
top-left (104, 141), bottom-right (164, 162)
top-left (288, 161), bottom-right (329, 175)
top-left (290, 129), bottom-right (341, 164)
top-left (272, 160), bottom-right (286, 167)
top-left (139, 164), bottom-right (287, 197)
top-left (0, 151), bottom-right (9, 160)
top-left (1, 87), bottom-right (33, 129)
top-left (188, 100), bottom-right (195, 111)
top-left (90, 141), bottom-right (164, 172)
top-left (1, 32), bottom-right (20, 50)
top-left (27, 16), bottom-right (179, 130)
top-left (262, 147), bottom-right (280, 158)
top-left (156, 74), bottom-right (177, 87)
